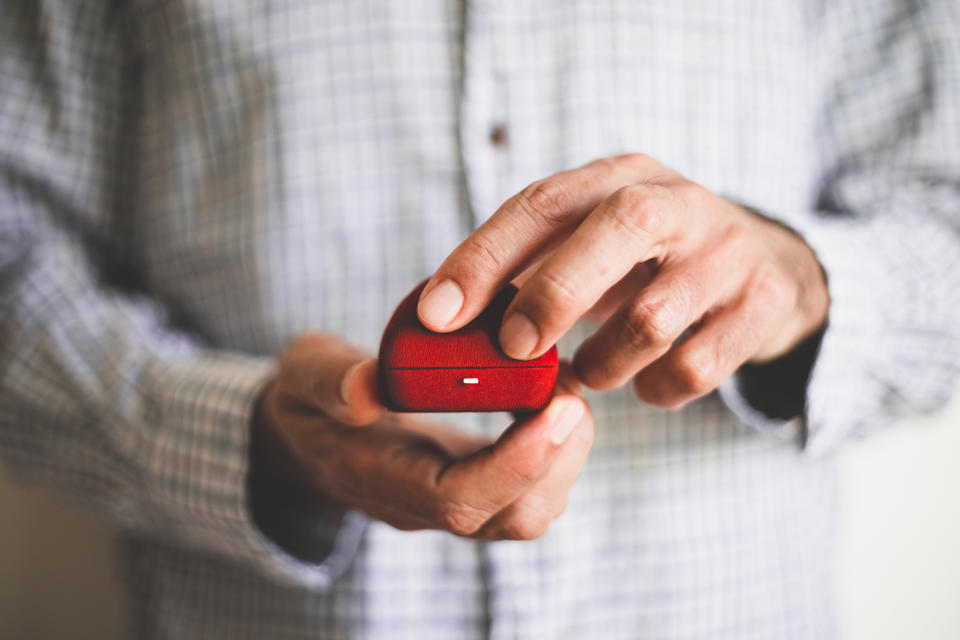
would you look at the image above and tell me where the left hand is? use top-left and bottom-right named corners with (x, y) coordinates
top-left (251, 332), bottom-right (594, 547)
top-left (417, 153), bottom-right (829, 409)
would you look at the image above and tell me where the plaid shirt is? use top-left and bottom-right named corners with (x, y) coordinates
top-left (2, 1), bottom-right (959, 638)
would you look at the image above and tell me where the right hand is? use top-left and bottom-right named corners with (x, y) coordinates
top-left (251, 333), bottom-right (594, 549)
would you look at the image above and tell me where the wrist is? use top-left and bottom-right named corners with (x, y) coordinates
top-left (248, 381), bottom-right (347, 562)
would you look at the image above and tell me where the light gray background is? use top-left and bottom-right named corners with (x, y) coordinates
top-left (1, 389), bottom-right (958, 639)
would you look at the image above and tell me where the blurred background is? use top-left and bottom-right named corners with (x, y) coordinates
top-left (1, 389), bottom-right (958, 639)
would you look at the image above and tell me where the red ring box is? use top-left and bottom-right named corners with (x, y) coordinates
top-left (378, 281), bottom-right (558, 412)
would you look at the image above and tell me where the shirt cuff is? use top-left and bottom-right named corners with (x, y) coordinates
top-left (719, 213), bottom-right (886, 456)
top-left (791, 216), bottom-right (887, 456)
top-left (143, 353), bottom-right (368, 588)
top-left (717, 328), bottom-right (822, 443)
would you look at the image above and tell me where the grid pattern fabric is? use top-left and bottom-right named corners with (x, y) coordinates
top-left (1, 1), bottom-right (959, 638)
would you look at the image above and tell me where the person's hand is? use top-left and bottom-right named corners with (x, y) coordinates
top-left (416, 153), bottom-right (829, 409)
top-left (250, 333), bottom-right (593, 556)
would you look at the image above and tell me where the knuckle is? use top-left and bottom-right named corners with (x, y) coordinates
top-left (624, 298), bottom-right (677, 349)
top-left (673, 349), bottom-right (715, 395)
top-left (504, 455), bottom-right (544, 488)
top-left (720, 222), bottom-right (750, 253)
top-left (751, 268), bottom-right (791, 309)
top-left (438, 502), bottom-right (487, 537)
top-left (712, 322), bottom-right (742, 367)
top-left (618, 152), bottom-right (655, 171)
top-left (675, 179), bottom-right (710, 208)
top-left (587, 156), bottom-right (620, 172)
top-left (461, 234), bottom-right (508, 278)
top-left (609, 183), bottom-right (651, 212)
top-left (607, 184), bottom-right (665, 239)
top-left (517, 179), bottom-right (568, 223)
top-left (536, 269), bottom-right (580, 313)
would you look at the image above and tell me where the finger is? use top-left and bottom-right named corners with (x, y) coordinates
top-left (476, 402), bottom-right (595, 541)
top-left (572, 229), bottom-right (750, 390)
top-left (279, 411), bottom-right (480, 531)
top-left (280, 334), bottom-right (385, 426)
top-left (498, 179), bottom-right (696, 360)
top-left (432, 394), bottom-right (588, 536)
top-left (356, 500), bottom-right (436, 532)
top-left (311, 394), bottom-right (589, 538)
top-left (399, 415), bottom-right (493, 458)
top-left (582, 261), bottom-right (656, 324)
top-left (317, 418), bottom-right (458, 522)
top-left (417, 154), bottom-right (662, 332)
top-left (633, 275), bottom-right (789, 409)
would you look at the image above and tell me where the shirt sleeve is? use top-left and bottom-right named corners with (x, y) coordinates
top-left (0, 1), bottom-right (365, 587)
top-left (719, 0), bottom-right (960, 455)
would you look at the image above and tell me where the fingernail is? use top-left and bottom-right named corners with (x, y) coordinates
top-left (547, 398), bottom-right (585, 445)
top-left (500, 312), bottom-right (539, 359)
top-left (339, 360), bottom-right (367, 405)
top-left (418, 279), bottom-right (463, 328)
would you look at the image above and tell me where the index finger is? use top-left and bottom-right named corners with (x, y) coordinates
top-left (498, 179), bottom-right (694, 360)
top-left (417, 154), bottom-right (660, 332)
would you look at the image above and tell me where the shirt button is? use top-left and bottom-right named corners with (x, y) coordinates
top-left (488, 124), bottom-right (508, 147)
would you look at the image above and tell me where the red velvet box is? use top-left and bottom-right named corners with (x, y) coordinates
top-left (378, 281), bottom-right (558, 412)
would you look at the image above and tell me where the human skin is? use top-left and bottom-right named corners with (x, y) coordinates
top-left (251, 153), bottom-right (829, 549)
top-left (418, 153), bottom-right (830, 409)
top-left (251, 333), bottom-right (594, 551)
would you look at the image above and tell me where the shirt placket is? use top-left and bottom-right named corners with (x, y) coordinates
top-left (460, 2), bottom-right (558, 638)
top-left (459, 0), bottom-right (511, 228)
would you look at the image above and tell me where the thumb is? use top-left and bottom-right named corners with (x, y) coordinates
top-left (440, 394), bottom-right (588, 512)
top-left (279, 333), bottom-right (385, 426)
top-left (330, 357), bottom-right (383, 426)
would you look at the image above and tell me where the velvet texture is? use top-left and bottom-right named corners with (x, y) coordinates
top-left (378, 281), bottom-right (558, 412)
